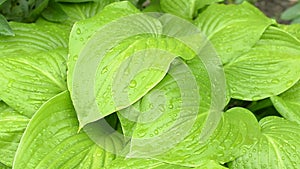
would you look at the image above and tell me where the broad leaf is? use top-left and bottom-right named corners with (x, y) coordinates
top-left (68, 2), bottom-right (200, 127)
top-left (0, 22), bottom-right (69, 56)
top-left (271, 81), bottom-right (300, 124)
top-left (43, 0), bottom-right (119, 26)
top-left (0, 21), bottom-right (69, 117)
top-left (194, 2), bottom-right (274, 65)
top-left (225, 26), bottom-right (300, 100)
top-left (104, 158), bottom-right (227, 169)
top-left (13, 91), bottom-right (116, 169)
top-left (0, 102), bottom-right (29, 167)
top-left (160, 0), bottom-right (198, 19)
top-left (230, 116), bottom-right (300, 169)
top-left (160, 0), bottom-right (223, 19)
top-left (118, 56), bottom-right (258, 167)
top-left (0, 48), bottom-right (67, 117)
top-left (0, 14), bottom-right (14, 36)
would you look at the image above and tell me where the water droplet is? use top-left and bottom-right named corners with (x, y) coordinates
top-left (101, 66), bottom-right (108, 74)
top-left (154, 129), bottom-right (159, 135)
top-left (168, 104), bottom-right (173, 109)
top-left (129, 80), bottom-right (137, 88)
top-left (271, 79), bottom-right (280, 84)
top-left (76, 28), bottom-right (81, 35)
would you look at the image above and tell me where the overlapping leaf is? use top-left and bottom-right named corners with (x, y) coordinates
top-left (68, 2), bottom-right (201, 127)
top-left (225, 26), bottom-right (300, 100)
top-left (160, 0), bottom-right (223, 19)
top-left (195, 3), bottom-right (300, 101)
top-left (271, 81), bottom-right (300, 124)
top-left (194, 2), bottom-right (274, 65)
top-left (42, 0), bottom-right (120, 26)
top-left (118, 57), bottom-right (259, 167)
top-left (230, 116), bottom-right (300, 168)
top-left (0, 102), bottom-right (29, 167)
top-left (13, 91), bottom-right (116, 169)
top-left (104, 158), bottom-right (227, 169)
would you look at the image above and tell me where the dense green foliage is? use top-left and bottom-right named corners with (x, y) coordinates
top-left (0, 0), bottom-right (300, 168)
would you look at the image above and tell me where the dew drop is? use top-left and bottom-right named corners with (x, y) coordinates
top-left (76, 28), bottom-right (81, 35)
top-left (101, 66), bottom-right (108, 74)
top-left (129, 80), bottom-right (137, 88)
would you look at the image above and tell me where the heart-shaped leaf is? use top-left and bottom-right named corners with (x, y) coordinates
top-left (230, 116), bottom-right (300, 168)
top-left (13, 91), bottom-right (116, 169)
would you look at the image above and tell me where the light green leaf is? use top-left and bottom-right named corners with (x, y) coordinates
top-left (225, 26), bottom-right (300, 100)
top-left (48, 0), bottom-right (120, 26)
top-left (13, 91), bottom-right (116, 169)
top-left (118, 57), bottom-right (258, 166)
top-left (194, 2), bottom-right (274, 65)
top-left (104, 157), bottom-right (227, 169)
top-left (0, 22), bottom-right (69, 56)
top-left (0, 48), bottom-right (68, 117)
top-left (160, 0), bottom-right (197, 19)
top-left (68, 1), bottom-right (140, 93)
top-left (230, 116), bottom-right (300, 169)
top-left (0, 162), bottom-right (10, 169)
top-left (279, 24), bottom-right (300, 40)
top-left (0, 102), bottom-right (29, 167)
top-left (0, 14), bottom-right (14, 36)
top-left (271, 81), bottom-right (300, 124)
top-left (196, 0), bottom-right (224, 9)
top-left (68, 2), bottom-right (199, 127)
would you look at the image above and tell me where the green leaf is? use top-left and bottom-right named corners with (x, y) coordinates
top-left (0, 14), bottom-right (14, 36)
top-left (271, 81), bottom-right (300, 124)
top-left (13, 91), bottom-right (116, 169)
top-left (0, 102), bottom-right (29, 167)
top-left (225, 26), bottom-right (300, 100)
top-left (68, 2), bottom-right (200, 127)
top-left (0, 21), bottom-right (69, 117)
top-left (279, 24), bottom-right (300, 40)
top-left (194, 2), bottom-right (274, 65)
top-left (44, 0), bottom-right (120, 26)
top-left (0, 162), bottom-right (10, 169)
top-left (160, 0), bottom-right (197, 19)
top-left (230, 116), bottom-right (300, 169)
top-left (118, 58), bottom-right (258, 166)
top-left (281, 3), bottom-right (300, 20)
top-left (0, 48), bottom-right (68, 117)
top-left (104, 157), bottom-right (227, 169)
top-left (0, 22), bottom-right (69, 55)
top-left (41, 0), bottom-right (68, 23)
top-left (196, 0), bottom-right (224, 9)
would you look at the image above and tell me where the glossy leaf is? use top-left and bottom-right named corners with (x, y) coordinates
top-left (0, 22), bottom-right (69, 56)
top-left (271, 81), bottom-right (300, 124)
top-left (51, 0), bottom-right (118, 25)
top-left (160, 0), bottom-right (198, 19)
top-left (13, 91), bottom-right (116, 169)
top-left (160, 0), bottom-right (223, 19)
top-left (0, 102), bottom-right (29, 167)
top-left (118, 58), bottom-right (259, 166)
top-left (194, 2), bottom-right (274, 65)
top-left (230, 116), bottom-right (300, 169)
top-left (104, 158), bottom-right (227, 169)
top-left (225, 26), bottom-right (300, 100)
top-left (68, 2), bottom-right (199, 127)
top-left (0, 48), bottom-right (68, 117)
